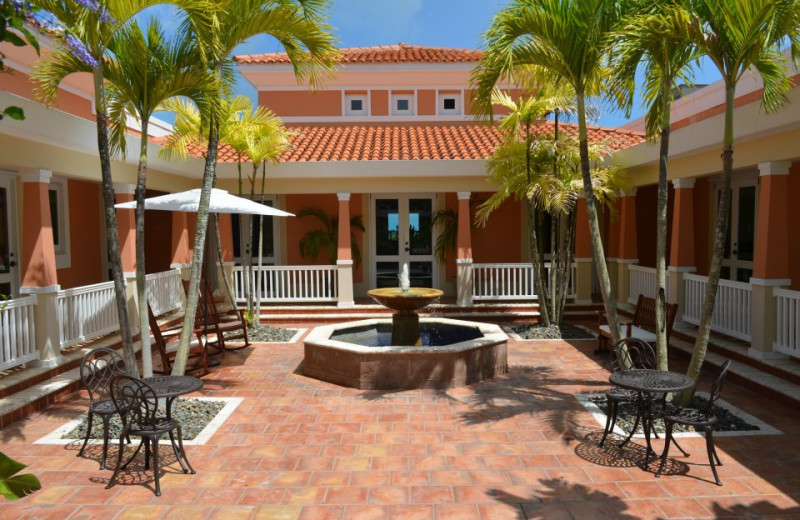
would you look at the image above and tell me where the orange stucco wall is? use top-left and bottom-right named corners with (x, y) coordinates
top-left (371, 90), bottom-right (389, 116)
top-left (786, 163), bottom-right (800, 290)
top-left (635, 185), bottom-right (674, 268)
top-left (285, 193), bottom-right (364, 283)
top-left (4, 68), bottom-right (95, 122)
top-left (418, 89), bottom-right (436, 115)
top-left (258, 90), bottom-right (342, 117)
top-left (443, 193), bottom-right (521, 280)
top-left (57, 179), bottom-right (103, 289)
top-left (693, 178), bottom-right (712, 276)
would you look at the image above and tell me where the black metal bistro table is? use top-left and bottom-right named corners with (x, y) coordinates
top-left (142, 375), bottom-right (204, 419)
top-left (608, 369), bottom-right (694, 465)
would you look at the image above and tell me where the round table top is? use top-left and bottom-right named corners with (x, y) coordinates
top-left (609, 369), bottom-right (694, 394)
top-left (142, 375), bottom-right (204, 399)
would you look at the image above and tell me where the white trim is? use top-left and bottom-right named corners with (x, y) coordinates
top-left (336, 259), bottom-right (354, 266)
top-left (170, 263), bottom-right (192, 269)
top-left (672, 177), bottom-right (696, 189)
top-left (758, 161), bottom-right (792, 176)
top-left (0, 172), bottom-right (21, 296)
top-left (344, 93), bottom-right (368, 116)
top-left (456, 258), bottom-right (473, 265)
top-left (391, 92), bottom-right (415, 116)
top-left (457, 191), bottom-right (471, 200)
top-left (277, 114), bottom-right (484, 123)
top-left (20, 284), bottom-right (61, 294)
top-left (21, 168), bottom-right (52, 184)
top-left (337, 192), bottom-right (351, 202)
top-left (667, 266), bottom-right (697, 273)
top-left (49, 176), bottom-right (71, 269)
top-left (113, 183), bottom-right (136, 195)
top-left (241, 62), bottom-right (478, 74)
top-left (437, 91), bottom-right (462, 116)
top-left (749, 277), bottom-right (791, 287)
top-left (616, 258), bottom-right (639, 264)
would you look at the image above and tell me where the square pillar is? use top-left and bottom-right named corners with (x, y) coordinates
top-left (668, 178), bottom-right (697, 319)
top-left (114, 183), bottom-right (139, 333)
top-left (336, 193), bottom-right (354, 307)
top-left (456, 192), bottom-right (473, 307)
top-left (170, 211), bottom-right (193, 280)
top-left (19, 169), bottom-right (61, 365)
top-left (616, 189), bottom-right (638, 306)
top-left (573, 197), bottom-right (593, 305)
top-left (749, 161), bottom-right (792, 359)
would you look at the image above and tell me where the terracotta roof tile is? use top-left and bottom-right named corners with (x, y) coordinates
top-left (234, 43), bottom-right (484, 65)
top-left (157, 122), bottom-right (645, 164)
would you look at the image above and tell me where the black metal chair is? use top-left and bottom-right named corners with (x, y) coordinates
top-left (78, 347), bottom-right (128, 469)
top-left (599, 337), bottom-right (658, 447)
top-left (656, 360), bottom-right (732, 485)
top-left (106, 375), bottom-right (195, 496)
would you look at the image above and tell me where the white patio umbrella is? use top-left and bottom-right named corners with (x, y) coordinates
top-left (114, 188), bottom-right (294, 216)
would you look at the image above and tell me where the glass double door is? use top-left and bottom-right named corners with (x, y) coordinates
top-left (717, 175), bottom-right (758, 283)
top-left (373, 195), bottom-right (435, 289)
top-left (0, 174), bottom-right (19, 297)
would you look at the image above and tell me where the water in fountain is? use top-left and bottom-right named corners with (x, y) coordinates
top-left (398, 262), bottom-right (410, 292)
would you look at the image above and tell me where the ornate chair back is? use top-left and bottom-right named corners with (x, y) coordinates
top-left (704, 360), bottom-right (732, 418)
top-left (109, 375), bottom-right (160, 431)
top-left (80, 347), bottom-right (127, 407)
top-left (611, 337), bottom-right (656, 372)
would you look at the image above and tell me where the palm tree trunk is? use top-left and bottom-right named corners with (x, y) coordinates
top-left (528, 202), bottom-right (551, 326)
top-left (549, 213), bottom-right (558, 320)
top-left (577, 94), bottom-right (621, 342)
top-left (554, 210), bottom-right (576, 324)
top-left (172, 112), bottom-right (219, 375)
top-left (256, 162), bottom-right (268, 318)
top-left (93, 67), bottom-right (137, 376)
top-left (655, 93), bottom-right (671, 371)
top-left (684, 86), bottom-right (736, 398)
top-left (135, 118), bottom-right (152, 377)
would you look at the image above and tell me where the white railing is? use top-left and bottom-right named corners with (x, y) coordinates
top-left (774, 287), bottom-right (800, 359)
top-left (232, 265), bottom-right (338, 303)
top-left (683, 273), bottom-right (751, 341)
top-left (57, 281), bottom-right (119, 349)
top-left (472, 262), bottom-right (575, 301)
top-left (0, 295), bottom-right (39, 370)
top-left (146, 269), bottom-right (183, 316)
top-left (628, 265), bottom-right (669, 304)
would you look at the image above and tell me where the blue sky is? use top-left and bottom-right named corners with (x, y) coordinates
top-left (144, 0), bottom-right (725, 128)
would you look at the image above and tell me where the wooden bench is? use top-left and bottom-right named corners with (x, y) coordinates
top-left (596, 294), bottom-right (678, 355)
top-left (147, 304), bottom-right (210, 376)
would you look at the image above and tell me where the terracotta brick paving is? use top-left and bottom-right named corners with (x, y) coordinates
top-left (2, 335), bottom-right (800, 519)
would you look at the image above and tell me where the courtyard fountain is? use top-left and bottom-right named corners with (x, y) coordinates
top-left (303, 263), bottom-right (508, 390)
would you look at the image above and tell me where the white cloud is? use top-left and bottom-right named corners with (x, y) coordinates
top-left (333, 0), bottom-right (425, 44)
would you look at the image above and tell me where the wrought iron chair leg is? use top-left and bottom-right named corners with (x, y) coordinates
top-left (706, 427), bottom-right (722, 486)
top-left (106, 429), bottom-right (130, 490)
top-left (670, 434), bottom-right (689, 457)
top-left (169, 430), bottom-right (189, 473)
top-left (620, 410), bottom-right (641, 449)
top-left (176, 425), bottom-right (195, 474)
top-left (79, 410), bottom-right (94, 458)
top-left (120, 438), bottom-right (144, 472)
top-left (100, 414), bottom-right (111, 470)
top-left (655, 422), bottom-right (674, 478)
top-left (152, 435), bottom-right (162, 496)
top-left (600, 399), bottom-right (616, 447)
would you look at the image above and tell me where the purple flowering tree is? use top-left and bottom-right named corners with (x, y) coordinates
top-left (31, 0), bottom-right (210, 375)
top-left (1, 1), bottom-right (40, 120)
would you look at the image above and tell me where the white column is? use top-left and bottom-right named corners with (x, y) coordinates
top-left (456, 191), bottom-right (473, 307)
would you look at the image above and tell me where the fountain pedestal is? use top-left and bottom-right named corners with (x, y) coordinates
top-left (367, 288), bottom-right (444, 346)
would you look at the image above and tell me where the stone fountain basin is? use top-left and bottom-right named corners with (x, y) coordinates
top-left (367, 287), bottom-right (444, 312)
top-left (303, 317), bottom-right (508, 390)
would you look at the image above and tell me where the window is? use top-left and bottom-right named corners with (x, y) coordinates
top-left (438, 92), bottom-right (462, 115)
top-left (232, 199), bottom-right (278, 265)
top-left (391, 93), bottom-right (414, 115)
top-left (48, 177), bottom-right (71, 268)
top-left (345, 94), bottom-right (367, 116)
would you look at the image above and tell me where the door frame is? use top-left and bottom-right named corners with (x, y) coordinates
top-left (369, 193), bottom-right (438, 289)
top-left (713, 170), bottom-right (759, 282)
top-left (0, 172), bottom-right (21, 297)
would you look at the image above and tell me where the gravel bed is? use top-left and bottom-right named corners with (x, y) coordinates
top-left (63, 399), bottom-right (225, 441)
top-left (588, 394), bottom-right (760, 434)
top-left (511, 323), bottom-right (596, 340)
top-left (230, 325), bottom-right (297, 343)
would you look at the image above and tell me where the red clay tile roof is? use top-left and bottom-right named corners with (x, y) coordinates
top-left (234, 43), bottom-right (485, 65)
top-left (190, 122), bottom-right (644, 163)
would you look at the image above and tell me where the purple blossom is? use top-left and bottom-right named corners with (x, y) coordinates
top-left (74, 0), bottom-right (100, 10)
top-left (65, 34), bottom-right (98, 68)
top-left (74, 0), bottom-right (116, 25)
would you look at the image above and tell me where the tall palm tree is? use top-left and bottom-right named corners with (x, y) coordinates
top-left (32, 0), bottom-right (210, 375)
top-left (298, 207), bottom-right (365, 268)
top-left (103, 19), bottom-right (213, 377)
top-left (609, 0), bottom-right (699, 370)
top-left (660, 0), bottom-right (800, 390)
top-left (472, 0), bottom-right (631, 343)
top-left (168, 0), bottom-right (338, 375)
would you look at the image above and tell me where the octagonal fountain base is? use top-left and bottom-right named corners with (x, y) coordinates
top-left (303, 318), bottom-right (508, 390)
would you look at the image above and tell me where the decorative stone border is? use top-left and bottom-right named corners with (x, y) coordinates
top-left (35, 397), bottom-right (243, 446)
top-left (227, 328), bottom-right (306, 345)
top-left (575, 392), bottom-right (782, 438)
top-left (502, 324), bottom-right (597, 341)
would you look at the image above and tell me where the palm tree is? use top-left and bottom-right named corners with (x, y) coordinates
top-left (104, 19), bottom-right (213, 377)
top-left (167, 0), bottom-right (338, 375)
top-left (472, 0), bottom-right (631, 344)
top-left (659, 0), bottom-right (800, 391)
top-left (297, 207), bottom-right (365, 268)
top-left (609, 0), bottom-right (699, 370)
top-left (32, 0), bottom-right (210, 375)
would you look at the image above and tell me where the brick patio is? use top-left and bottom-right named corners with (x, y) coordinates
top-left (2, 334), bottom-right (799, 519)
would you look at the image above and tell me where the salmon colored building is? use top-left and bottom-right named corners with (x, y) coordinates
top-left (2, 40), bottom-right (800, 371)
